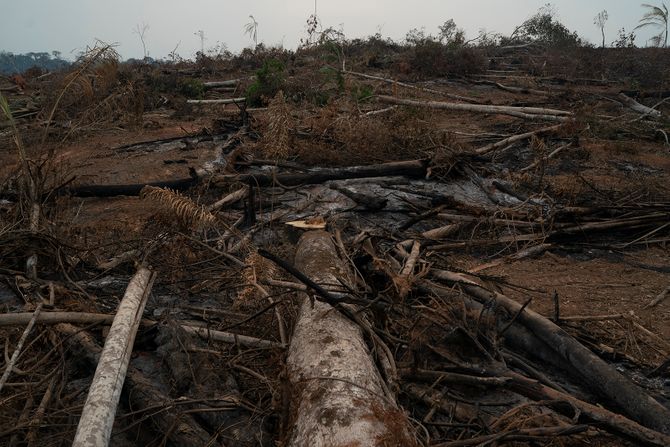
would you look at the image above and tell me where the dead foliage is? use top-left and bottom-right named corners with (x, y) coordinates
top-left (140, 186), bottom-right (216, 231)
top-left (39, 44), bottom-right (144, 138)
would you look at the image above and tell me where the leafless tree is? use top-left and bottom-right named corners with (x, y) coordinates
top-left (133, 23), bottom-right (149, 59)
top-left (593, 10), bottom-right (608, 48)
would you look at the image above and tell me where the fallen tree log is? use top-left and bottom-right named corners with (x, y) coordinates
top-left (473, 80), bottom-right (551, 96)
top-left (0, 311), bottom-right (145, 326)
top-left (212, 159), bottom-right (429, 188)
top-left (59, 177), bottom-right (198, 197)
top-left (620, 90), bottom-right (670, 99)
top-left (73, 266), bottom-right (155, 447)
top-left (378, 96), bottom-right (572, 122)
top-left (187, 98), bottom-right (246, 105)
top-left (286, 231), bottom-right (414, 446)
top-left (58, 324), bottom-right (218, 447)
top-left (203, 79), bottom-right (240, 88)
top-left (618, 93), bottom-right (661, 118)
top-left (430, 269), bottom-right (670, 435)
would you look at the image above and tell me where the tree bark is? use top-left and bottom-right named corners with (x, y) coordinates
top-left (286, 231), bottom-right (414, 447)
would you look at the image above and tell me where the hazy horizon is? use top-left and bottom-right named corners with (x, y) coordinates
top-left (2, 1), bottom-right (664, 60)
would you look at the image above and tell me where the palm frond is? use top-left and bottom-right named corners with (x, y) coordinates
top-left (261, 91), bottom-right (292, 159)
top-left (635, 2), bottom-right (669, 46)
top-left (140, 186), bottom-right (216, 230)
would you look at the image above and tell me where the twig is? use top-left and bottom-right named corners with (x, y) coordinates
top-left (644, 286), bottom-right (670, 309)
top-left (520, 142), bottom-right (572, 172)
top-left (26, 375), bottom-right (57, 446)
top-left (499, 297), bottom-right (532, 336)
top-left (552, 290), bottom-right (560, 322)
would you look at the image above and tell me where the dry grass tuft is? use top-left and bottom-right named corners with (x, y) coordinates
top-left (291, 101), bottom-right (442, 166)
top-left (140, 186), bottom-right (216, 231)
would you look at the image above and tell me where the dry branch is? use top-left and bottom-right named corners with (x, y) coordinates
top-left (520, 142), bottom-right (572, 172)
top-left (474, 124), bottom-right (563, 155)
top-left (378, 96), bottom-right (571, 122)
top-left (0, 302), bottom-right (43, 393)
top-left (73, 266), bottom-right (155, 447)
top-left (644, 286), bottom-right (670, 309)
top-left (501, 370), bottom-right (670, 447)
top-left (474, 79), bottom-right (551, 96)
top-left (431, 269), bottom-right (670, 435)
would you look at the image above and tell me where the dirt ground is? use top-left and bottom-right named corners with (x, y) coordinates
top-left (1, 44), bottom-right (669, 446)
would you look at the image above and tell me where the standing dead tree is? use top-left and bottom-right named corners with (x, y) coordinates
top-left (133, 23), bottom-right (149, 59)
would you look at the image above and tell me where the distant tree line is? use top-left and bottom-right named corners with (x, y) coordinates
top-left (0, 51), bottom-right (70, 75)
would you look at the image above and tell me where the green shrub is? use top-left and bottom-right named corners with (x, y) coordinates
top-left (246, 58), bottom-right (286, 106)
top-left (177, 78), bottom-right (205, 99)
top-left (350, 84), bottom-right (373, 103)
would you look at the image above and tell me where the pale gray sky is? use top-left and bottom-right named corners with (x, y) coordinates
top-left (1, 1), bottom-right (662, 59)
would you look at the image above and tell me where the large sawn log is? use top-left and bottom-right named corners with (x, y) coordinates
top-left (286, 231), bottom-right (414, 446)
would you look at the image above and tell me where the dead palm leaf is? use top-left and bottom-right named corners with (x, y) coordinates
top-left (140, 186), bottom-right (216, 231)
